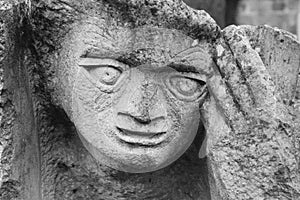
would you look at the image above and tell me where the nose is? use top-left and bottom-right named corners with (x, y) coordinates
top-left (129, 80), bottom-right (162, 121)
top-left (132, 114), bottom-right (151, 124)
top-left (115, 72), bottom-right (168, 132)
top-left (121, 81), bottom-right (166, 122)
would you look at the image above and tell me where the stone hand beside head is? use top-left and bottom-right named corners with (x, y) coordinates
top-left (54, 1), bottom-right (297, 177)
top-left (2, 1), bottom-right (299, 199)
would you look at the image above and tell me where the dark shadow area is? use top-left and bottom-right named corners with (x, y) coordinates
top-left (183, 0), bottom-right (226, 28)
top-left (183, 0), bottom-right (241, 28)
top-left (225, 0), bottom-right (240, 26)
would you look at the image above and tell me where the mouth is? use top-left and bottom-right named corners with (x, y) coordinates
top-left (116, 127), bottom-right (167, 147)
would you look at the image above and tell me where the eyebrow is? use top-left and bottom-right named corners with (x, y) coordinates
top-left (116, 49), bottom-right (169, 67)
top-left (81, 50), bottom-right (208, 75)
top-left (167, 63), bottom-right (198, 73)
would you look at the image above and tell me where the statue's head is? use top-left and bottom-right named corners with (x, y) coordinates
top-left (52, 0), bottom-right (219, 173)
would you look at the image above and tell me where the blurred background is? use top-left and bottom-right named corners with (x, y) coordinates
top-left (183, 0), bottom-right (300, 37)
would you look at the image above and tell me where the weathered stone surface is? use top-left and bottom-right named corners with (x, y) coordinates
top-left (1, 0), bottom-right (300, 200)
top-left (0, 1), bottom-right (40, 200)
top-left (1, 0), bottom-right (216, 199)
top-left (201, 25), bottom-right (300, 199)
top-left (239, 25), bottom-right (300, 103)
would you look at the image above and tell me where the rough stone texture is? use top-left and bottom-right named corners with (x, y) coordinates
top-left (0, 0), bottom-right (300, 200)
top-left (240, 25), bottom-right (300, 103)
top-left (0, 1), bottom-right (40, 200)
top-left (3, 0), bottom-right (216, 199)
top-left (201, 25), bottom-right (300, 199)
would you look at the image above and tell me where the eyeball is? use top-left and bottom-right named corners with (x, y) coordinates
top-left (89, 66), bottom-right (122, 85)
top-left (166, 75), bottom-right (206, 101)
top-left (78, 58), bottom-right (130, 93)
top-left (170, 77), bottom-right (199, 96)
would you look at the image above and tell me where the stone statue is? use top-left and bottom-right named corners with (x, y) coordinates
top-left (62, 26), bottom-right (212, 173)
top-left (0, 0), bottom-right (300, 199)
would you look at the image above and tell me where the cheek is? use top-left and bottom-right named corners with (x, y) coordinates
top-left (73, 72), bottom-right (113, 112)
top-left (164, 91), bottom-right (201, 141)
top-left (164, 89), bottom-right (200, 126)
top-left (180, 104), bottom-right (201, 134)
top-left (172, 103), bottom-right (200, 135)
top-left (72, 71), bottom-right (127, 134)
top-left (169, 103), bottom-right (200, 156)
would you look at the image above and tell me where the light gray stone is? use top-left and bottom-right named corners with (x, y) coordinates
top-left (1, 1), bottom-right (300, 200)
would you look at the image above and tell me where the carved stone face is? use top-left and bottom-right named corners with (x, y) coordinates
top-left (58, 18), bottom-right (212, 173)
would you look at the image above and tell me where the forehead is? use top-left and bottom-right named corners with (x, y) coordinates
top-left (65, 17), bottom-right (213, 74)
top-left (75, 19), bottom-right (194, 55)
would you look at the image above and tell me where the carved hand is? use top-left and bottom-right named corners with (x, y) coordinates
top-left (200, 25), bottom-right (300, 199)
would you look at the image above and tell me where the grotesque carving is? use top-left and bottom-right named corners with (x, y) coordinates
top-left (58, 21), bottom-right (212, 172)
top-left (1, 0), bottom-right (300, 199)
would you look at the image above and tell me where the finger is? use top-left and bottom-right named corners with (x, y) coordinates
top-left (215, 37), bottom-right (255, 115)
top-left (199, 95), bottom-right (231, 158)
top-left (207, 66), bottom-right (248, 133)
top-left (223, 25), bottom-right (277, 112)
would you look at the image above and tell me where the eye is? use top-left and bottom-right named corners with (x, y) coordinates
top-left (89, 66), bottom-right (122, 85)
top-left (170, 77), bottom-right (200, 96)
top-left (166, 75), bottom-right (206, 101)
top-left (78, 58), bottom-right (130, 92)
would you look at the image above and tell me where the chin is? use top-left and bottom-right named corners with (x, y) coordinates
top-left (76, 122), bottom-right (198, 173)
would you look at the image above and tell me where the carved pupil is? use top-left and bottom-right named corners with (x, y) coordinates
top-left (170, 77), bottom-right (201, 96)
top-left (90, 66), bottom-right (121, 85)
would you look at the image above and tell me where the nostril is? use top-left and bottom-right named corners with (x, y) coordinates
top-left (132, 115), bottom-right (151, 124)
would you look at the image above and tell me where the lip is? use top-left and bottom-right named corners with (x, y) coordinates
top-left (116, 127), bottom-right (167, 146)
